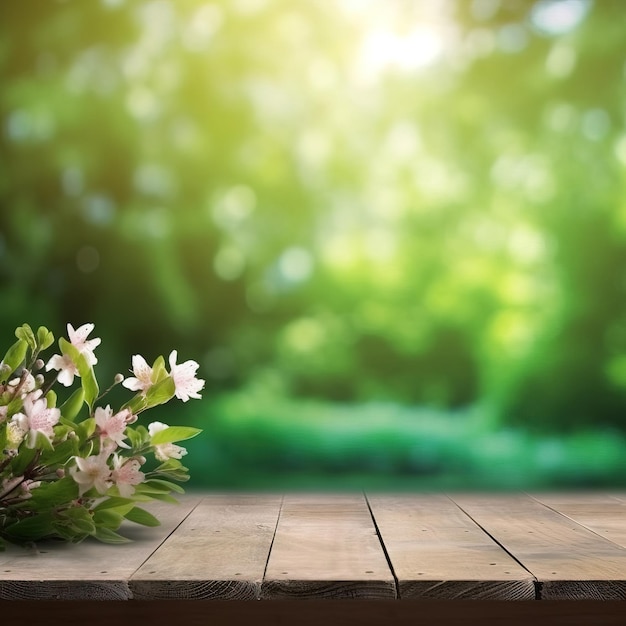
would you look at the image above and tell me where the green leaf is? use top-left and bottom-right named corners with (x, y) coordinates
top-left (57, 506), bottom-right (96, 535)
top-left (36, 326), bottom-right (54, 351)
top-left (126, 424), bottom-right (149, 449)
top-left (92, 526), bottom-right (132, 544)
top-left (50, 522), bottom-right (83, 542)
top-left (10, 445), bottom-right (38, 475)
top-left (30, 477), bottom-right (78, 509)
top-left (150, 426), bottom-right (201, 445)
top-left (5, 512), bottom-right (55, 541)
top-left (151, 355), bottom-right (168, 383)
top-left (153, 458), bottom-right (191, 482)
top-left (124, 506), bottom-right (160, 527)
top-left (31, 430), bottom-right (54, 452)
top-left (45, 389), bottom-right (57, 408)
top-left (60, 386), bottom-right (85, 422)
top-left (75, 417), bottom-right (96, 442)
top-left (123, 393), bottom-right (148, 415)
top-left (93, 509), bottom-right (124, 530)
top-left (5, 395), bottom-right (24, 419)
top-left (92, 497), bottom-right (135, 513)
top-left (144, 376), bottom-right (175, 409)
top-left (1, 338), bottom-right (28, 380)
top-left (142, 478), bottom-right (185, 493)
top-left (15, 324), bottom-right (36, 352)
top-left (39, 437), bottom-right (80, 467)
top-left (78, 360), bottom-right (99, 411)
top-left (138, 491), bottom-right (179, 504)
top-left (69, 518), bottom-right (96, 535)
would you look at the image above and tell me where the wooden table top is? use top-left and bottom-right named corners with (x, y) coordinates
top-left (2, 491), bottom-right (626, 601)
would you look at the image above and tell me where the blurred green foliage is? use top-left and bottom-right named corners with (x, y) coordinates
top-left (2, 0), bottom-right (626, 487)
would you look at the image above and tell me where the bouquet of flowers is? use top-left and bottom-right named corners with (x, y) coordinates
top-left (0, 323), bottom-right (204, 549)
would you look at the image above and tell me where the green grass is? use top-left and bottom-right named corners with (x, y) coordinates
top-left (168, 388), bottom-right (626, 491)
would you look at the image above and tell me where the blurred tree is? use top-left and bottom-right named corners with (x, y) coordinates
top-left (1, 0), bottom-right (626, 430)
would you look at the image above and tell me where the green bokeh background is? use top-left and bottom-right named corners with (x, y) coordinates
top-left (2, 0), bottom-right (626, 489)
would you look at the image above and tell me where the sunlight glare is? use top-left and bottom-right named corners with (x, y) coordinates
top-left (359, 26), bottom-right (443, 78)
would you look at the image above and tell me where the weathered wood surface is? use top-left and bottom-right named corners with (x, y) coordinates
top-left (130, 494), bottom-right (282, 600)
top-left (3, 491), bottom-right (626, 600)
top-left (367, 494), bottom-right (535, 599)
top-left (0, 495), bottom-right (201, 600)
top-left (261, 494), bottom-right (396, 599)
top-left (451, 493), bottom-right (626, 600)
top-left (530, 492), bottom-right (626, 547)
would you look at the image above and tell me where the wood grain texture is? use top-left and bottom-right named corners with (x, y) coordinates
top-left (451, 493), bottom-right (626, 600)
top-left (0, 495), bottom-right (200, 600)
top-left (367, 494), bottom-right (535, 600)
top-left (130, 493), bottom-right (282, 600)
top-left (530, 492), bottom-right (626, 549)
top-left (261, 494), bottom-right (396, 599)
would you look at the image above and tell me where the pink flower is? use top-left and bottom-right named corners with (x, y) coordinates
top-left (45, 323), bottom-right (100, 386)
top-left (94, 405), bottom-right (132, 449)
top-left (121, 355), bottom-right (153, 395)
top-left (111, 454), bottom-right (144, 497)
top-left (70, 453), bottom-right (112, 496)
top-left (67, 323), bottom-right (101, 366)
top-left (11, 392), bottom-right (61, 448)
top-left (168, 350), bottom-right (205, 402)
top-left (45, 353), bottom-right (79, 387)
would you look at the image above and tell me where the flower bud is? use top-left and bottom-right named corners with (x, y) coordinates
top-left (34, 359), bottom-right (45, 371)
top-left (56, 468), bottom-right (65, 478)
top-left (35, 374), bottom-right (45, 386)
top-left (114, 373), bottom-right (125, 384)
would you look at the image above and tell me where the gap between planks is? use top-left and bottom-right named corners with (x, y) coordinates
top-left (368, 494), bottom-right (536, 600)
top-left (260, 493), bottom-right (396, 599)
top-left (451, 493), bottom-right (626, 600)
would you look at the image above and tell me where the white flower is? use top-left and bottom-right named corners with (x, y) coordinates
top-left (0, 405), bottom-right (7, 425)
top-left (44, 323), bottom-right (100, 386)
top-left (111, 454), bottom-right (144, 497)
top-left (5, 419), bottom-right (25, 449)
top-left (67, 323), bottom-right (101, 366)
top-left (148, 421), bottom-right (188, 462)
top-left (8, 373), bottom-right (37, 396)
top-left (70, 453), bottom-right (112, 496)
top-left (11, 392), bottom-right (61, 448)
top-left (94, 405), bottom-right (131, 449)
top-left (168, 350), bottom-right (205, 402)
top-left (45, 353), bottom-right (79, 387)
top-left (121, 355), bottom-right (154, 395)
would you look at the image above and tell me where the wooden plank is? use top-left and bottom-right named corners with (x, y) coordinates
top-left (451, 493), bottom-right (626, 600)
top-left (528, 492), bottom-right (625, 506)
top-left (606, 491), bottom-right (626, 504)
top-left (367, 494), bottom-right (535, 599)
top-left (530, 492), bottom-right (626, 548)
top-left (0, 495), bottom-right (200, 600)
top-left (261, 494), bottom-right (396, 599)
top-left (130, 493), bottom-right (282, 600)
